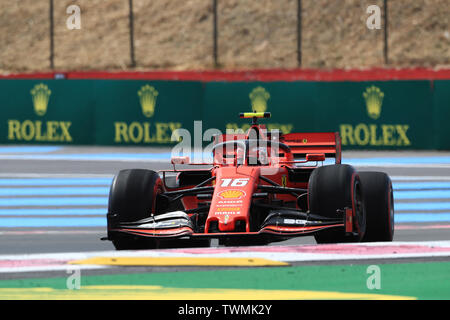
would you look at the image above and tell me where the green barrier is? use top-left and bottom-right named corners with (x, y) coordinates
top-left (0, 80), bottom-right (202, 146)
top-left (313, 81), bottom-right (434, 149)
top-left (434, 81), bottom-right (450, 150)
top-left (203, 81), bottom-right (435, 149)
top-left (0, 79), bottom-right (446, 149)
top-left (0, 80), bottom-right (95, 145)
top-left (202, 82), bottom-right (317, 135)
top-left (93, 80), bottom-right (203, 145)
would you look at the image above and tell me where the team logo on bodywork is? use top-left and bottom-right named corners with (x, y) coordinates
top-left (218, 190), bottom-right (246, 199)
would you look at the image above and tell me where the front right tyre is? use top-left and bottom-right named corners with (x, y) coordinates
top-left (308, 164), bottom-right (366, 244)
top-left (107, 169), bottom-right (211, 250)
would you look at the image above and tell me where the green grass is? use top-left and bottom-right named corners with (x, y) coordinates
top-left (1, 261), bottom-right (449, 299)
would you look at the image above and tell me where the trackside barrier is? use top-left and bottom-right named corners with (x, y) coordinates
top-left (434, 81), bottom-right (450, 150)
top-left (0, 72), bottom-right (448, 150)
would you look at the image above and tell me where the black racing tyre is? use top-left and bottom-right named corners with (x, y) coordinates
top-left (107, 169), bottom-right (164, 250)
top-left (358, 171), bottom-right (395, 242)
top-left (308, 164), bottom-right (366, 244)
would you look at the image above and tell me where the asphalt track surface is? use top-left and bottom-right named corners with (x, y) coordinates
top-left (0, 146), bottom-right (449, 282)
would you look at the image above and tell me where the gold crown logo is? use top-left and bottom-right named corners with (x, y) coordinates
top-left (249, 87), bottom-right (270, 113)
top-left (219, 190), bottom-right (245, 199)
top-left (363, 86), bottom-right (384, 120)
top-left (30, 83), bottom-right (51, 116)
top-left (138, 85), bottom-right (159, 118)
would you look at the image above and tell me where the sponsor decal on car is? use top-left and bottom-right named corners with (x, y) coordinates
top-left (218, 200), bottom-right (243, 204)
top-left (283, 219), bottom-right (308, 225)
top-left (216, 207), bottom-right (241, 212)
top-left (218, 190), bottom-right (246, 199)
top-left (215, 211), bottom-right (240, 215)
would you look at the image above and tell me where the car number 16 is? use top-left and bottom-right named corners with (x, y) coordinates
top-left (220, 178), bottom-right (249, 187)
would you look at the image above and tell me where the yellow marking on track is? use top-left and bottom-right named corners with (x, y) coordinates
top-left (0, 286), bottom-right (416, 300)
top-left (83, 285), bottom-right (163, 290)
top-left (69, 257), bottom-right (289, 267)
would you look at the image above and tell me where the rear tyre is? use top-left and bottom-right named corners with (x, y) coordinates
top-left (308, 164), bottom-right (366, 244)
top-left (107, 169), bottom-right (164, 250)
top-left (359, 171), bottom-right (394, 242)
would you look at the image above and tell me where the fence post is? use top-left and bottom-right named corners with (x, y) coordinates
top-left (49, 0), bottom-right (54, 69)
top-left (213, 0), bottom-right (218, 68)
top-left (384, 0), bottom-right (389, 65)
top-left (129, 0), bottom-right (136, 67)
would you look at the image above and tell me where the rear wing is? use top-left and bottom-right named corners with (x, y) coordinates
top-left (279, 132), bottom-right (342, 164)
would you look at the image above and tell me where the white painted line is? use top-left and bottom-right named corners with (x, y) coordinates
top-left (353, 164), bottom-right (450, 168)
top-left (391, 176), bottom-right (450, 181)
top-left (0, 155), bottom-right (167, 163)
top-left (0, 240), bottom-right (449, 260)
top-left (0, 241), bottom-right (449, 273)
top-left (0, 230), bottom-right (103, 235)
top-left (2, 153), bottom-right (450, 167)
top-left (0, 174), bottom-right (448, 181)
top-left (0, 265), bottom-right (108, 273)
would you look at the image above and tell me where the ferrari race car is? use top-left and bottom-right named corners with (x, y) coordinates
top-left (104, 112), bottom-right (394, 250)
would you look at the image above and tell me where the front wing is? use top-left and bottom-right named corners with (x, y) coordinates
top-left (107, 208), bottom-right (355, 241)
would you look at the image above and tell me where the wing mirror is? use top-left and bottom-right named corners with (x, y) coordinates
top-left (306, 153), bottom-right (326, 162)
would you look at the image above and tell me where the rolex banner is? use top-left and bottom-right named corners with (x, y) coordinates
top-left (202, 82), bottom-right (317, 135)
top-left (0, 79), bottom-right (446, 149)
top-left (0, 80), bottom-right (203, 146)
top-left (202, 81), bottom-right (435, 149)
top-left (311, 81), bottom-right (434, 149)
top-left (0, 80), bottom-right (95, 144)
top-left (92, 81), bottom-right (203, 145)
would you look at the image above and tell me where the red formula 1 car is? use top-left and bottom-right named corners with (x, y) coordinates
top-left (105, 112), bottom-right (394, 250)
